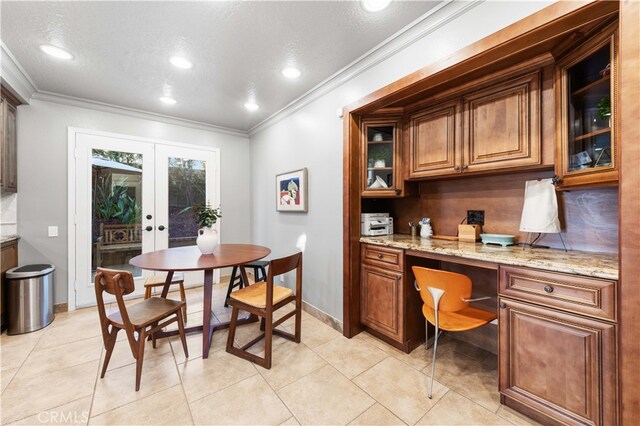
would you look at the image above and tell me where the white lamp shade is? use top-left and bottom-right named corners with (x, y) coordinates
top-left (519, 178), bottom-right (561, 233)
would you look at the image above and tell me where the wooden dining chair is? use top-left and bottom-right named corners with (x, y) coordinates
top-left (144, 273), bottom-right (187, 322)
top-left (94, 267), bottom-right (189, 391)
top-left (224, 261), bottom-right (268, 307)
top-left (226, 252), bottom-right (302, 369)
top-left (412, 266), bottom-right (496, 398)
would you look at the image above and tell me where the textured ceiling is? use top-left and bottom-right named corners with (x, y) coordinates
top-left (1, 1), bottom-right (439, 131)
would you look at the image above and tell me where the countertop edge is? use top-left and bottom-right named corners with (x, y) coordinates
top-left (361, 236), bottom-right (619, 281)
top-left (0, 235), bottom-right (20, 246)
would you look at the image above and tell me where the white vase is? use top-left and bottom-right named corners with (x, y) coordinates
top-left (196, 227), bottom-right (218, 254)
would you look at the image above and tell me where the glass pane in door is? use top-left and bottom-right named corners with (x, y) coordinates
top-left (92, 149), bottom-right (143, 278)
top-left (168, 157), bottom-right (206, 248)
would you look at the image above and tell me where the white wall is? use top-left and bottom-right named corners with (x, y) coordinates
top-left (1, 193), bottom-right (18, 238)
top-left (17, 99), bottom-right (251, 304)
top-left (249, 1), bottom-right (553, 322)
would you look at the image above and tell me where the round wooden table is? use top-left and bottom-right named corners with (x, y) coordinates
top-left (130, 244), bottom-right (271, 358)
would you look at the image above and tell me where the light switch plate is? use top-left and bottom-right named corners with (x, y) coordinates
top-left (48, 226), bottom-right (58, 237)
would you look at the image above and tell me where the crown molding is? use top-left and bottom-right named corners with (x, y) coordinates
top-left (31, 91), bottom-right (248, 137)
top-left (0, 41), bottom-right (38, 103)
top-left (247, 0), bottom-right (482, 136)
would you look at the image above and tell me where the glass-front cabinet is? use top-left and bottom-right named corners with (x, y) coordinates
top-left (556, 23), bottom-right (618, 189)
top-left (361, 117), bottom-right (402, 197)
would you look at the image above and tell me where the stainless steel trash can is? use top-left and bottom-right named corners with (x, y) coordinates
top-left (6, 264), bottom-right (55, 335)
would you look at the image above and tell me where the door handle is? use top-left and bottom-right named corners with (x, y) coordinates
top-left (158, 225), bottom-right (166, 231)
top-left (145, 226), bottom-right (153, 232)
top-left (146, 214), bottom-right (153, 220)
top-left (499, 302), bottom-right (507, 309)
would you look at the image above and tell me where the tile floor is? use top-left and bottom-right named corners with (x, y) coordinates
top-left (1, 282), bottom-right (539, 425)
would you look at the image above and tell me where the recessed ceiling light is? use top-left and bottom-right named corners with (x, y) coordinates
top-left (39, 44), bottom-right (74, 60)
top-left (362, 0), bottom-right (391, 12)
top-left (244, 102), bottom-right (260, 111)
top-left (281, 67), bottom-right (301, 79)
top-left (160, 96), bottom-right (177, 105)
top-left (170, 56), bottom-right (193, 69)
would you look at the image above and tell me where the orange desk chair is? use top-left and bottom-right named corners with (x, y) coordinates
top-left (412, 266), bottom-right (497, 399)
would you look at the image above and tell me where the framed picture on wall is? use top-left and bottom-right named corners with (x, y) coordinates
top-left (276, 168), bottom-right (308, 212)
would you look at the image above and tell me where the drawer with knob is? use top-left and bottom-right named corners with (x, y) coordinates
top-left (499, 265), bottom-right (616, 322)
top-left (361, 244), bottom-right (403, 272)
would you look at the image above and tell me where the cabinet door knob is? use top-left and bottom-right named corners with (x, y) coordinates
top-left (462, 164), bottom-right (469, 170)
top-left (454, 165), bottom-right (460, 171)
top-left (377, 254), bottom-right (383, 259)
top-left (397, 275), bottom-right (402, 280)
top-left (544, 285), bottom-right (554, 293)
top-left (395, 189), bottom-right (401, 195)
top-left (551, 175), bottom-right (561, 186)
top-left (499, 302), bottom-right (507, 309)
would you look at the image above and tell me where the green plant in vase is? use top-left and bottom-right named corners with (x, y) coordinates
top-left (193, 204), bottom-right (222, 254)
top-left (368, 143), bottom-right (392, 168)
top-left (597, 95), bottom-right (611, 126)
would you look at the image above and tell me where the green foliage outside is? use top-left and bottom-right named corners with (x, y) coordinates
top-left (93, 176), bottom-right (141, 225)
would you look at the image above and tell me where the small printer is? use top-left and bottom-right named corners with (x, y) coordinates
top-left (361, 213), bottom-right (394, 236)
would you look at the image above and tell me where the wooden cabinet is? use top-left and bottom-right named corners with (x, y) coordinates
top-left (408, 67), bottom-right (544, 180)
top-left (1, 87), bottom-right (19, 193)
top-left (359, 243), bottom-right (423, 352)
top-left (555, 22), bottom-right (618, 189)
top-left (409, 100), bottom-right (461, 178)
top-left (361, 117), bottom-right (403, 197)
top-left (360, 263), bottom-right (403, 342)
top-left (1, 239), bottom-right (18, 331)
top-left (463, 71), bottom-right (541, 173)
top-left (499, 266), bottom-right (618, 425)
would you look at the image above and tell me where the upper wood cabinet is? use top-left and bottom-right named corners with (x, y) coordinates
top-left (407, 65), bottom-right (545, 180)
top-left (361, 117), bottom-right (403, 197)
top-left (1, 87), bottom-right (19, 193)
top-left (555, 23), bottom-right (618, 190)
top-left (408, 100), bottom-right (461, 178)
top-left (462, 71), bottom-right (541, 173)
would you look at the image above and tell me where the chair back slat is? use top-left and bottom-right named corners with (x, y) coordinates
top-left (412, 266), bottom-right (472, 312)
top-left (268, 252), bottom-right (302, 277)
top-left (95, 267), bottom-right (136, 295)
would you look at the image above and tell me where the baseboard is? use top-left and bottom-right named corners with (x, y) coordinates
top-left (302, 301), bottom-right (343, 333)
top-left (54, 303), bottom-right (68, 313)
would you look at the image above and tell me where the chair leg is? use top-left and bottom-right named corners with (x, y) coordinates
top-left (100, 326), bottom-right (119, 379)
top-left (259, 266), bottom-right (267, 282)
top-left (176, 309), bottom-right (189, 359)
top-left (135, 328), bottom-right (146, 391)
top-left (260, 317), bottom-right (265, 331)
top-left (294, 295), bottom-right (302, 343)
top-left (264, 313), bottom-right (273, 370)
top-left (179, 281), bottom-right (187, 323)
top-left (144, 286), bottom-right (151, 299)
top-left (226, 307), bottom-right (239, 352)
top-left (225, 266), bottom-right (239, 307)
top-left (428, 322), bottom-right (439, 399)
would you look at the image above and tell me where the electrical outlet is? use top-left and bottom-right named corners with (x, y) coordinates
top-left (48, 226), bottom-right (59, 237)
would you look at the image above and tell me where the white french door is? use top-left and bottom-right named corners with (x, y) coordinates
top-left (72, 129), bottom-right (219, 308)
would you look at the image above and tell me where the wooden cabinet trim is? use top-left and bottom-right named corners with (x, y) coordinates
top-left (500, 265), bottom-right (617, 322)
top-left (499, 297), bottom-right (617, 425)
top-left (362, 244), bottom-right (403, 272)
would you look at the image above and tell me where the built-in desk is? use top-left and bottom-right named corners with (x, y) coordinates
top-left (359, 234), bottom-right (619, 425)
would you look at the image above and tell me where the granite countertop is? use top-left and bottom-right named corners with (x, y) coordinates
top-left (360, 234), bottom-right (618, 280)
top-left (0, 235), bottom-right (19, 244)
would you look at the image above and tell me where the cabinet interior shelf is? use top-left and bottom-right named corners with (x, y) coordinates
top-left (574, 127), bottom-right (611, 141)
top-left (571, 75), bottom-right (610, 97)
top-left (367, 167), bottom-right (393, 171)
top-left (367, 140), bottom-right (393, 144)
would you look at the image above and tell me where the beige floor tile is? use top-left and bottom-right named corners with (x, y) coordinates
top-left (314, 336), bottom-right (388, 379)
top-left (422, 350), bottom-right (500, 413)
top-left (103, 334), bottom-right (172, 372)
top-left (170, 329), bottom-right (229, 364)
top-left (178, 349), bottom-right (257, 403)
top-left (91, 353), bottom-right (180, 416)
top-left (277, 365), bottom-right (375, 425)
top-left (90, 385), bottom-right (193, 425)
top-left (1, 367), bottom-right (18, 394)
top-left (11, 395), bottom-right (93, 425)
top-left (349, 403), bottom-right (406, 425)
top-left (445, 338), bottom-right (492, 363)
top-left (17, 336), bottom-right (102, 379)
top-left (190, 374), bottom-right (291, 425)
top-left (1, 360), bottom-right (98, 424)
top-left (356, 332), bottom-right (449, 371)
top-left (257, 340), bottom-right (327, 389)
top-left (298, 316), bottom-right (342, 349)
top-left (279, 416), bottom-right (301, 425)
top-left (35, 310), bottom-right (102, 350)
top-left (353, 357), bottom-right (448, 425)
top-left (416, 390), bottom-right (511, 425)
top-left (0, 330), bottom-right (44, 371)
top-left (496, 405), bottom-right (542, 426)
